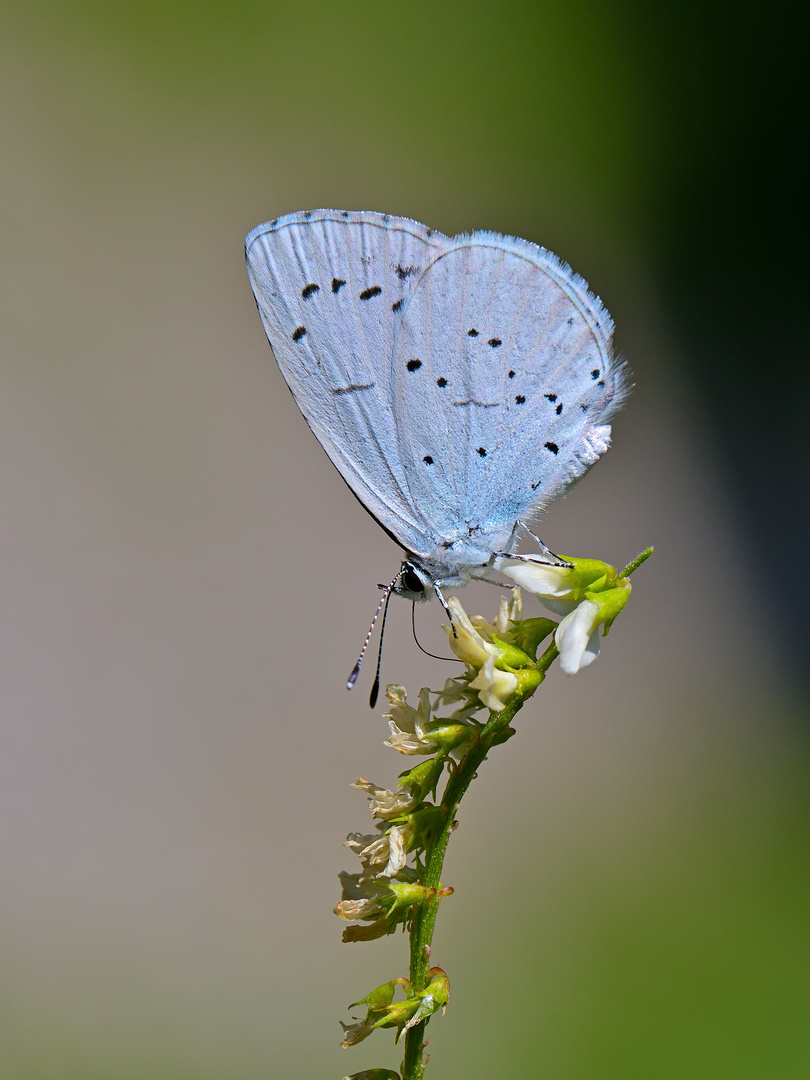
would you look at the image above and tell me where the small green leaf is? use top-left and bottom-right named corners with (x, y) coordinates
top-left (343, 1071), bottom-right (401, 1080)
top-left (348, 979), bottom-right (397, 1012)
top-left (508, 617), bottom-right (557, 659)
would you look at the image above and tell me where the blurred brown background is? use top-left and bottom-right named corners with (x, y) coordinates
top-left (1, 3), bottom-right (808, 1077)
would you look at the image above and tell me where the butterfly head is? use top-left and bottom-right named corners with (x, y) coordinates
top-left (394, 561), bottom-right (431, 603)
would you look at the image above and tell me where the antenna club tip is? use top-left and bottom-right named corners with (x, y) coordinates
top-left (347, 658), bottom-right (363, 689)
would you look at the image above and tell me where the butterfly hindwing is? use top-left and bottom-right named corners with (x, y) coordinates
top-left (390, 233), bottom-right (626, 553)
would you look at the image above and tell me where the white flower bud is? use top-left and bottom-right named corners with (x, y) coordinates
top-left (444, 596), bottom-right (507, 669)
top-left (344, 824), bottom-right (409, 879)
top-left (443, 596), bottom-right (501, 666)
top-left (499, 559), bottom-right (576, 606)
top-left (334, 896), bottom-right (382, 921)
top-left (344, 831), bottom-right (390, 871)
top-left (352, 777), bottom-right (419, 819)
top-left (339, 1018), bottom-right (376, 1047)
top-left (556, 599), bottom-right (601, 674)
top-left (469, 654), bottom-right (518, 712)
top-left (384, 686), bottom-right (439, 755)
top-left (378, 824), bottom-right (407, 878)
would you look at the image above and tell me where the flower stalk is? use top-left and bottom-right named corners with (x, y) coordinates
top-left (338, 548), bottom-right (652, 1080)
top-left (400, 690), bottom-right (526, 1080)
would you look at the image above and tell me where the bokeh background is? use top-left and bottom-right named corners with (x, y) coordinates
top-left (2, 3), bottom-right (808, 1077)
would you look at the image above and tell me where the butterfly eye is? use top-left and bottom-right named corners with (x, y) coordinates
top-left (400, 568), bottom-right (425, 594)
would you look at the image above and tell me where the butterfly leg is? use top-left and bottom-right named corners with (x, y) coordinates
top-left (475, 576), bottom-right (516, 589)
top-left (494, 520), bottom-right (573, 569)
top-left (432, 581), bottom-right (458, 637)
top-left (503, 518), bottom-right (523, 551)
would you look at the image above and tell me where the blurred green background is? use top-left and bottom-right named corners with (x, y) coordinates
top-left (1, 2), bottom-right (808, 1078)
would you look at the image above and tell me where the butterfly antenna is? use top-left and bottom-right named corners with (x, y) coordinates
top-left (346, 570), bottom-right (401, 695)
top-left (368, 586), bottom-right (395, 709)
top-left (411, 602), bottom-right (457, 663)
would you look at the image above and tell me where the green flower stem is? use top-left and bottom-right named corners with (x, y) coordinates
top-left (401, 644), bottom-right (559, 1080)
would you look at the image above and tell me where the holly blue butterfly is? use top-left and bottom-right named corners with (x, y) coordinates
top-left (245, 208), bottom-right (627, 634)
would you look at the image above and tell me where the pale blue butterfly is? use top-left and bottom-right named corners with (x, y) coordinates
top-left (245, 210), bottom-right (628, 690)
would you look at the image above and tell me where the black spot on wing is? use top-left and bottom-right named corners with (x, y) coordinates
top-left (406, 359), bottom-right (422, 372)
top-left (359, 286), bottom-right (382, 300)
top-left (436, 377), bottom-right (447, 387)
top-left (392, 299), bottom-right (403, 311)
top-left (515, 395), bottom-right (526, 404)
top-left (333, 383), bottom-right (375, 395)
top-left (591, 369), bottom-right (600, 379)
top-left (423, 455), bottom-right (433, 465)
top-left (292, 326), bottom-right (306, 341)
top-left (508, 370), bottom-right (515, 378)
top-left (332, 278), bottom-right (346, 293)
top-left (467, 328), bottom-right (479, 337)
top-left (488, 338), bottom-right (502, 348)
top-left (301, 283), bottom-right (320, 299)
top-left (545, 393), bottom-right (557, 402)
top-left (477, 447), bottom-right (487, 457)
top-left (545, 442), bottom-right (559, 454)
top-left (395, 264), bottom-right (418, 280)
top-left (556, 403), bottom-right (563, 414)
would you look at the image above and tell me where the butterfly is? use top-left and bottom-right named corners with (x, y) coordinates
top-left (245, 210), bottom-right (627, 685)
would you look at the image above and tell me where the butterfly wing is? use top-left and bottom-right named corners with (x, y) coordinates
top-left (390, 232), bottom-right (627, 557)
top-left (245, 210), bottom-right (453, 553)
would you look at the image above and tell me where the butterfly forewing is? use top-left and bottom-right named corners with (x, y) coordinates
top-left (245, 210), bottom-right (452, 552)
